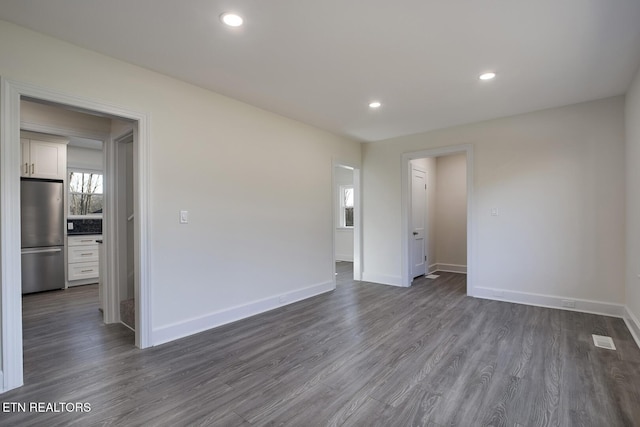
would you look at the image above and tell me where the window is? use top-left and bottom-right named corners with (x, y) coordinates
top-left (69, 171), bottom-right (103, 216)
top-left (339, 185), bottom-right (354, 228)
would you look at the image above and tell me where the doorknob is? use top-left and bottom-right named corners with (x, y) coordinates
top-left (413, 232), bottom-right (418, 236)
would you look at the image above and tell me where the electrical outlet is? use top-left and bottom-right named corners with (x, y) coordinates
top-left (561, 299), bottom-right (576, 308)
top-left (179, 210), bottom-right (188, 224)
top-left (491, 208), bottom-right (499, 216)
top-left (279, 296), bottom-right (286, 304)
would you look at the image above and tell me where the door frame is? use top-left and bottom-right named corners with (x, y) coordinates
top-left (409, 163), bottom-right (427, 279)
top-left (400, 144), bottom-right (475, 293)
top-left (0, 78), bottom-right (152, 393)
top-left (332, 160), bottom-right (362, 282)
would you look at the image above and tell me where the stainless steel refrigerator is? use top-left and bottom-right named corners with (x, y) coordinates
top-left (21, 178), bottom-right (65, 294)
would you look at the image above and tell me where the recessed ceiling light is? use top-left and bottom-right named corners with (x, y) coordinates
top-left (220, 13), bottom-right (243, 27)
top-left (369, 101), bottom-right (382, 109)
top-left (479, 72), bottom-right (496, 80)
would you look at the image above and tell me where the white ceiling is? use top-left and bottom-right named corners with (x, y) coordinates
top-left (1, 0), bottom-right (640, 142)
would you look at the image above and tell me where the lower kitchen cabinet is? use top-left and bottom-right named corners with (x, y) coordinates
top-left (67, 234), bottom-right (102, 286)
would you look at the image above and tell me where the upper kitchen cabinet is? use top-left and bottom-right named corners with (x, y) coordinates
top-left (20, 131), bottom-right (68, 180)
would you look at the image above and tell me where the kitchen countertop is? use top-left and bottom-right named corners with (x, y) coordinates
top-left (67, 232), bottom-right (103, 236)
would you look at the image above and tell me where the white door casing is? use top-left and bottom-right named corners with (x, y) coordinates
top-left (411, 166), bottom-right (427, 279)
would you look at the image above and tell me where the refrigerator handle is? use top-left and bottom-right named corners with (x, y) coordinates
top-left (21, 248), bottom-right (63, 255)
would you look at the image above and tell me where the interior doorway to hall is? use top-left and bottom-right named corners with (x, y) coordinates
top-left (408, 152), bottom-right (468, 286)
top-left (333, 163), bottom-right (361, 284)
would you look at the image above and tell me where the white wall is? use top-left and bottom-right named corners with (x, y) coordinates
top-left (0, 20), bottom-right (361, 343)
top-left (625, 65), bottom-right (640, 335)
top-left (435, 153), bottom-right (467, 269)
top-left (426, 158), bottom-right (437, 271)
top-left (111, 118), bottom-right (135, 140)
top-left (334, 166), bottom-right (354, 262)
top-left (21, 99), bottom-right (111, 137)
top-left (67, 146), bottom-right (102, 170)
top-left (363, 96), bottom-right (625, 308)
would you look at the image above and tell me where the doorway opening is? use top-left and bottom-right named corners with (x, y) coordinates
top-left (409, 162), bottom-right (428, 278)
top-left (401, 145), bottom-right (474, 294)
top-left (0, 79), bottom-right (151, 393)
top-left (18, 98), bottom-right (135, 385)
top-left (332, 162), bottom-right (361, 284)
top-left (20, 98), bottom-right (108, 315)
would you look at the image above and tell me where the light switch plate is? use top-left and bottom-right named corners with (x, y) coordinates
top-left (179, 210), bottom-right (188, 224)
top-left (491, 208), bottom-right (499, 216)
top-left (67, 222), bottom-right (74, 230)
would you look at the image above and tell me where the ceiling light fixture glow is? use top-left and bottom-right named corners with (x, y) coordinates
top-left (369, 101), bottom-right (382, 108)
top-left (220, 13), bottom-right (243, 27)
top-left (479, 72), bottom-right (496, 80)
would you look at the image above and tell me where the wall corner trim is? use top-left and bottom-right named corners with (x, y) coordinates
top-left (624, 306), bottom-right (640, 349)
top-left (152, 280), bottom-right (335, 346)
top-left (474, 287), bottom-right (625, 318)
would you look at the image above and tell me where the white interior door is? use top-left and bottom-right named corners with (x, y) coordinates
top-left (411, 166), bottom-right (427, 278)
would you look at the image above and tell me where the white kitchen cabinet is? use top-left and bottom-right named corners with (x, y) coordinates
top-left (20, 133), bottom-right (68, 180)
top-left (68, 262), bottom-right (100, 282)
top-left (68, 245), bottom-right (100, 263)
top-left (68, 235), bottom-right (102, 285)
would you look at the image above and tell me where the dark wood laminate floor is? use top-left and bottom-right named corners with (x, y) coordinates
top-left (3, 265), bottom-right (640, 426)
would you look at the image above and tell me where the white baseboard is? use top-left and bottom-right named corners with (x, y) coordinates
top-left (361, 272), bottom-right (404, 287)
top-left (335, 254), bottom-right (354, 262)
top-left (121, 321), bottom-right (135, 332)
top-left (624, 306), bottom-right (640, 349)
top-left (474, 287), bottom-right (624, 318)
top-left (0, 370), bottom-right (4, 393)
top-left (428, 264), bottom-right (438, 274)
top-left (433, 263), bottom-right (467, 274)
top-left (152, 280), bottom-right (335, 346)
